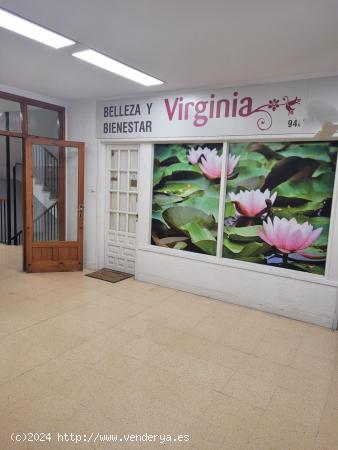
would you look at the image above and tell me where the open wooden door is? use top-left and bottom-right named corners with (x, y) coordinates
top-left (24, 137), bottom-right (84, 272)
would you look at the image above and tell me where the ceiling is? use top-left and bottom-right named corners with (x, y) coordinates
top-left (0, 0), bottom-right (337, 101)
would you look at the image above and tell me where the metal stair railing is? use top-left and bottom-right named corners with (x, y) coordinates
top-left (32, 201), bottom-right (58, 242)
top-left (1, 146), bottom-right (59, 245)
top-left (9, 201), bottom-right (59, 244)
top-left (32, 145), bottom-right (59, 199)
top-left (0, 198), bottom-right (7, 244)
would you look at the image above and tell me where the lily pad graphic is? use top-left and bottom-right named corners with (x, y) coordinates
top-left (151, 143), bottom-right (223, 256)
top-left (151, 141), bottom-right (337, 274)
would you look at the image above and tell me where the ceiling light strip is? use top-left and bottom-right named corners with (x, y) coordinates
top-left (73, 49), bottom-right (163, 86)
top-left (0, 8), bottom-right (75, 49)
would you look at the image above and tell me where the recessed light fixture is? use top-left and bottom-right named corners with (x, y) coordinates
top-left (0, 8), bottom-right (75, 48)
top-left (73, 49), bottom-right (164, 87)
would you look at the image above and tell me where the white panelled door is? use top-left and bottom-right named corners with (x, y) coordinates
top-left (105, 144), bottom-right (139, 274)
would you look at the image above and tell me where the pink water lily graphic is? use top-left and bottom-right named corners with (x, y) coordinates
top-left (199, 150), bottom-right (222, 180)
top-left (227, 154), bottom-right (240, 178)
top-left (229, 189), bottom-right (277, 218)
top-left (259, 217), bottom-right (323, 263)
top-left (187, 147), bottom-right (240, 179)
top-left (187, 146), bottom-right (205, 164)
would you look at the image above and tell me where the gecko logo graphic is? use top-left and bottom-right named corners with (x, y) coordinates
top-left (164, 92), bottom-right (302, 130)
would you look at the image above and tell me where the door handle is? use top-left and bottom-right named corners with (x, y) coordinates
top-left (79, 204), bottom-right (84, 219)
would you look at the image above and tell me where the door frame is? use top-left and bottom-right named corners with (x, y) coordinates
top-left (0, 90), bottom-right (65, 139)
top-left (96, 141), bottom-right (140, 271)
top-left (0, 90), bottom-right (66, 270)
top-left (104, 143), bottom-right (139, 274)
top-left (24, 137), bottom-right (84, 272)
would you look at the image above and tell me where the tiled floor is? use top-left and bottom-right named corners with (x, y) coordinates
top-left (0, 244), bottom-right (337, 450)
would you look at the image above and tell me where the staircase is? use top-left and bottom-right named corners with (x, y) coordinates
top-left (0, 145), bottom-right (59, 245)
top-left (33, 145), bottom-right (58, 200)
top-left (31, 145), bottom-right (59, 242)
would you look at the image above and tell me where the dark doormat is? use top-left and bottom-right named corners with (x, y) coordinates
top-left (86, 268), bottom-right (133, 284)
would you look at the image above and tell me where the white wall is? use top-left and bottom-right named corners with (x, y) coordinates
top-left (66, 99), bottom-right (97, 268)
top-left (135, 144), bottom-right (338, 328)
top-left (0, 83), bottom-right (67, 108)
top-left (136, 250), bottom-right (337, 327)
top-left (67, 80), bottom-right (338, 329)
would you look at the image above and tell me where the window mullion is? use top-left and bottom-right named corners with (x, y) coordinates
top-left (216, 141), bottom-right (228, 259)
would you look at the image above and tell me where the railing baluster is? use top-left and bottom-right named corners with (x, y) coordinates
top-left (49, 209), bottom-right (51, 240)
top-left (0, 199), bottom-right (6, 243)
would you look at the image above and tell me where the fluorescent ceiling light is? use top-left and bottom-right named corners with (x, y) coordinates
top-left (0, 8), bottom-right (75, 48)
top-left (73, 49), bottom-right (163, 86)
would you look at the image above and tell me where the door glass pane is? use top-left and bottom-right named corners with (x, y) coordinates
top-left (119, 150), bottom-right (128, 170)
top-left (119, 213), bottom-right (126, 232)
top-left (65, 147), bottom-right (78, 241)
top-left (119, 193), bottom-right (127, 212)
top-left (28, 106), bottom-right (59, 138)
top-left (129, 193), bottom-right (137, 213)
top-left (0, 99), bottom-right (22, 132)
top-left (110, 150), bottom-right (118, 169)
top-left (128, 214), bottom-right (136, 234)
top-left (129, 172), bottom-right (137, 191)
top-left (32, 145), bottom-right (78, 241)
top-left (109, 212), bottom-right (117, 230)
top-left (110, 172), bottom-right (118, 190)
top-left (110, 192), bottom-right (117, 210)
top-left (130, 150), bottom-right (138, 170)
top-left (119, 172), bottom-right (127, 190)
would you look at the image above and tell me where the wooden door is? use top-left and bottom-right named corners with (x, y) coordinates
top-left (24, 137), bottom-right (84, 272)
top-left (105, 144), bottom-right (138, 274)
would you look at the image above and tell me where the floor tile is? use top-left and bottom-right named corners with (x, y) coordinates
top-left (220, 371), bottom-right (277, 409)
top-left (0, 244), bottom-right (337, 450)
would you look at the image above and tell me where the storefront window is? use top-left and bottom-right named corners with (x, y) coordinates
top-left (151, 140), bottom-right (337, 276)
top-left (151, 143), bottom-right (223, 256)
top-left (224, 141), bottom-right (337, 275)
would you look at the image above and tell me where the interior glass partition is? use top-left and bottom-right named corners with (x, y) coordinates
top-left (27, 105), bottom-right (60, 138)
top-left (0, 136), bottom-right (23, 244)
top-left (0, 91), bottom-right (65, 250)
top-left (0, 98), bottom-right (22, 133)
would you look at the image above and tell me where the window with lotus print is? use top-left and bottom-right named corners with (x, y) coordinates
top-left (151, 143), bottom-right (223, 256)
top-left (224, 142), bottom-right (337, 275)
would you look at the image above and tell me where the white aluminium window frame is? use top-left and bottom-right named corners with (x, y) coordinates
top-left (140, 137), bottom-right (338, 288)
